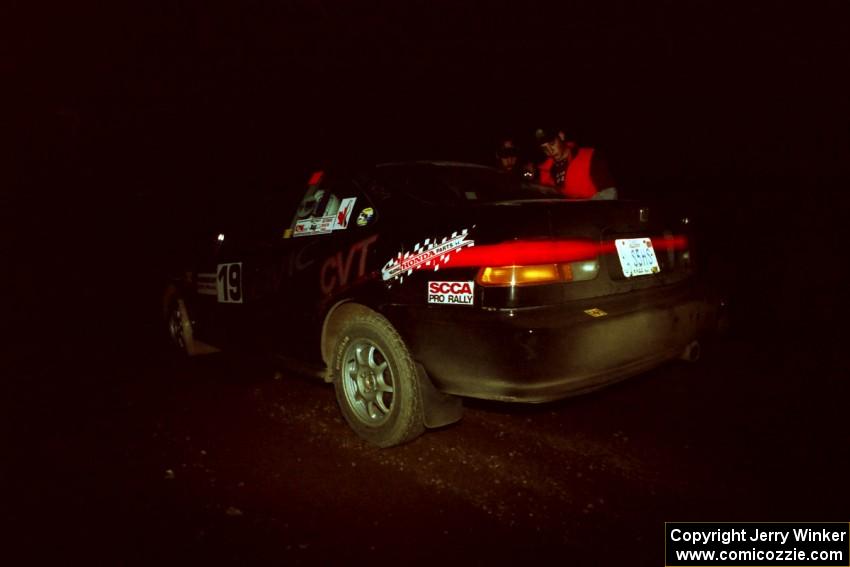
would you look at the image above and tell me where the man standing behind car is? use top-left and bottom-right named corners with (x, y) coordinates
top-left (535, 127), bottom-right (618, 199)
top-left (496, 137), bottom-right (537, 180)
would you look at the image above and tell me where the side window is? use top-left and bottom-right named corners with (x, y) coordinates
top-left (376, 165), bottom-right (456, 206)
top-left (297, 184), bottom-right (340, 221)
top-left (288, 172), bottom-right (373, 237)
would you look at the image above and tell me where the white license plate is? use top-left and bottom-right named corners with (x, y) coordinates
top-left (615, 237), bottom-right (660, 277)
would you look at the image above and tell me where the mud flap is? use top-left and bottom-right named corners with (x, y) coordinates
top-left (415, 363), bottom-right (463, 429)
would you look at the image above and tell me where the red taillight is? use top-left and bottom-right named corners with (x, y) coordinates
top-left (431, 237), bottom-right (687, 285)
top-left (450, 240), bottom-right (600, 268)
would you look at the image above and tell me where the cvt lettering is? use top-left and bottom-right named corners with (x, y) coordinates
top-left (320, 235), bottom-right (379, 295)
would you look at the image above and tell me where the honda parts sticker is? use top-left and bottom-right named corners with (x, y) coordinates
top-left (427, 281), bottom-right (474, 305)
top-left (381, 229), bottom-right (474, 283)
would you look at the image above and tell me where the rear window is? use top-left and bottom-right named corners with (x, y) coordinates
top-left (374, 164), bottom-right (563, 205)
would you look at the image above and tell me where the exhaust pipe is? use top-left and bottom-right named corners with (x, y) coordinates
top-left (680, 340), bottom-right (701, 362)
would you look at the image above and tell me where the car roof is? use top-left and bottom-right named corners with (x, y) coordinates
top-left (375, 161), bottom-right (494, 170)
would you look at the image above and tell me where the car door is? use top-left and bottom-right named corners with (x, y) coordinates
top-left (247, 170), bottom-right (380, 362)
top-left (197, 190), bottom-right (299, 351)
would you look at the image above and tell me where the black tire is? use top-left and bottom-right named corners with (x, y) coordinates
top-left (331, 307), bottom-right (425, 447)
top-left (162, 284), bottom-right (193, 357)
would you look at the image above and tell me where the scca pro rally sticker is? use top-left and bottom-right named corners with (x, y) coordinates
top-left (381, 229), bottom-right (474, 283)
top-left (428, 281), bottom-right (474, 305)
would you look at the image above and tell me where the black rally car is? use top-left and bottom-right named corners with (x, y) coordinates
top-left (164, 162), bottom-right (724, 447)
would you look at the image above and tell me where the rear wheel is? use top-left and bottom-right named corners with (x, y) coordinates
top-left (331, 307), bottom-right (424, 447)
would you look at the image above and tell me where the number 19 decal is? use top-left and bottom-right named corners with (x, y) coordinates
top-left (216, 262), bottom-right (243, 303)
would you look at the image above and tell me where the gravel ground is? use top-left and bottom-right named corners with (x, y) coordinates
top-left (3, 325), bottom-right (847, 565)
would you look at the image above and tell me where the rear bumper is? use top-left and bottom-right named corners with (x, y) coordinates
top-left (386, 280), bottom-right (721, 402)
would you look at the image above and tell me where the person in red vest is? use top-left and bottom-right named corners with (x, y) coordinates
top-left (535, 127), bottom-right (617, 199)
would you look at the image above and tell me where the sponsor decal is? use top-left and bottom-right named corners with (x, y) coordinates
top-left (294, 197), bottom-right (357, 237)
top-left (356, 207), bottom-right (375, 227)
top-left (332, 197), bottom-right (356, 230)
top-left (381, 229), bottom-right (474, 283)
top-left (320, 234), bottom-right (379, 295)
top-left (294, 215), bottom-right (335, 236)
top-left (196, 272), bottom-right (217, 296)
top-left (584, 308), bottom-right (607, 317)
top-left (427, 281), bottom-right (474, 305)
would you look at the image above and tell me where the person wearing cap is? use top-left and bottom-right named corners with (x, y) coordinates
top-left (535, 128), bottom-right (617, 199)
top-left (496, 138), bottom-right (536, 180)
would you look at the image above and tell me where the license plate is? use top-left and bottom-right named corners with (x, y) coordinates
top-left (615, 238), bottom-right (660, 277)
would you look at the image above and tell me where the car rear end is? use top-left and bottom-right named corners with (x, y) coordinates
top-left (376, 163), bottom-right (723, 402)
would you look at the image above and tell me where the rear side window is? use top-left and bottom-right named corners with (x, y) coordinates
top-left (287, 172), bottom-right (370, 237)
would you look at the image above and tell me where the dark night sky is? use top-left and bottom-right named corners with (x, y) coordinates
top-left (14, 1), bottom-right (848, 187)
top-left (8, 0), bottom-right (850, 334)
